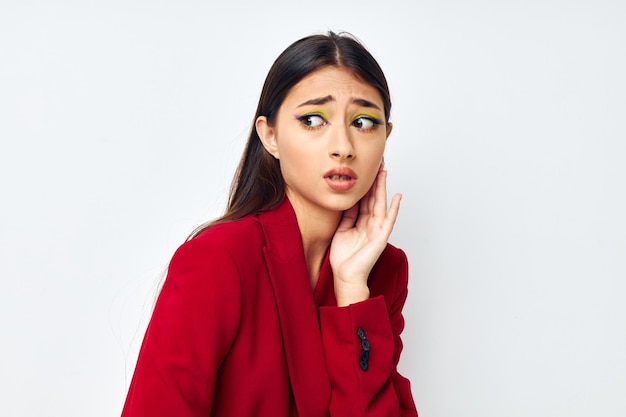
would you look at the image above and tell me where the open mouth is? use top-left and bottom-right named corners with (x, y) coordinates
top-left (327, 174), bottom-right (353, 181)
top-left (324, 169), bottom-right (357, 191)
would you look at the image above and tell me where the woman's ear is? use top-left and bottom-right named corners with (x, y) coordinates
top-left (256, 116), bottom-right (279, 159)
top-left (385, 121), bottom-right (393, 139)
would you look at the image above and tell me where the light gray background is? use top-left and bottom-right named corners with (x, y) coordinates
top-left (1, 1), bottom-right (624, 416)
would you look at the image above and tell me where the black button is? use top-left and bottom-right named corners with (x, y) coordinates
top-left (357, 327), bottom-right (370, 371)
top-left (357, 328), bottom-right (366, 340)
top-left (361, 339), bottom-right (370, 351)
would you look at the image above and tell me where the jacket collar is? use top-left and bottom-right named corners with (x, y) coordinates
top-left (258, 198), bottom-right (331, 417)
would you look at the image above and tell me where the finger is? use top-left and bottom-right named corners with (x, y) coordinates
top-left (372, 169), bottom-right (389, 218)
top-left (337, 202), bottom-right (359, 232)
top-left (360, 174), bottom-right (377, 218)
top-left (383, 193), bottom-right (402, 231)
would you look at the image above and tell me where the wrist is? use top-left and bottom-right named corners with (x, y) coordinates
top-left (334, 281), bottom-right (370, 307)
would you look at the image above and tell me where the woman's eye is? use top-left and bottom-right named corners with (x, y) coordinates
top-left (298, 114), bottom-right (327, 128)
top-left (352, 116), bottom-right (379, 130)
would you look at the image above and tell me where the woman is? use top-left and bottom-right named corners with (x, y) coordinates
top-left (121, 31), bottom-right (418, 417)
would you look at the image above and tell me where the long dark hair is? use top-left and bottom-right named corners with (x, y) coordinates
top-left (188, 31), bottom-right (391, 239)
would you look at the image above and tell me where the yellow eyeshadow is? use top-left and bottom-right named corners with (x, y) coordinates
top-left (301, 110), bottom-right (329, 119)
top-left (353, 112), bottom-right (383, 123)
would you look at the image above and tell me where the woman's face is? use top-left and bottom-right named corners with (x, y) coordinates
top-left (257, 66), bottom-right (392, 216)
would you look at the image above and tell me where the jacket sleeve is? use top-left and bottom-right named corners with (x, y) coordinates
top-left (318, 248), bottom-right (418, 417)
top-left (121, 239), bottom-right (242, 417)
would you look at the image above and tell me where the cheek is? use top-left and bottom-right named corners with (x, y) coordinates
top-left (276, 140), bottom-right (313, 181)
top-left (360, 141), bottom-right (386, 163)
top-left (279, 141), bottom-right (309, 166)
top-left (359, 141), bottom-right (386, 179)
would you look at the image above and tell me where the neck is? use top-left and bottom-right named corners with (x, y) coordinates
top-left (286, 193), bottom-right (342, 288)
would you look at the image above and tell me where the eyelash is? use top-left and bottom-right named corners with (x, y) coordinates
top-left (352, 115), bottom-right (383, 132)
top-left (295, 113), bottom-right (383, 132)
top-left (295, 114), bottom-right (328, 130)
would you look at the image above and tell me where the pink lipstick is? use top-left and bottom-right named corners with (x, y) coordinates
top-left (324, 167), bottom-right (357, 191)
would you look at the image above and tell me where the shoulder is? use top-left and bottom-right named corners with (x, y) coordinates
top-left (167, 215), bottom-right (265, 283)
top-left (178, 215), bottom-right (264, 257)
top-left (198, 215), bottom-right (264, 243)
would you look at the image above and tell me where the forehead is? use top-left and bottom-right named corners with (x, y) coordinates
top-left (283, 66), bottom-right (383, 107)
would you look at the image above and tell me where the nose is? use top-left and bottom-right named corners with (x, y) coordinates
top-left (328, 125), bottom-right (355, 160)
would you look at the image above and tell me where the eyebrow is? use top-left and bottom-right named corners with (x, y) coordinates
top-left (297, 95), bottom-right (382, 111)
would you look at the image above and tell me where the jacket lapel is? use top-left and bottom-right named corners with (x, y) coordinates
top-left (258, 199), bottom-right (331, 417)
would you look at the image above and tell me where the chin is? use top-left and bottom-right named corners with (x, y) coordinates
top-left (286, 186), bottom-right (365, 214)
top-left (323, 194), bottom-right (363, 212)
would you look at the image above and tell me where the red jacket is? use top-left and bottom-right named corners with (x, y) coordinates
top-left (121, 198), bottom-right (418, 417)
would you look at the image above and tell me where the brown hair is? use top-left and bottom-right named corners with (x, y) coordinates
top-left (188, 31), bottom-right (391, 239)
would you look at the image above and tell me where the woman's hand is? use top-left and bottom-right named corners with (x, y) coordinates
top-left (329, 165), bottom-right (402, 307)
